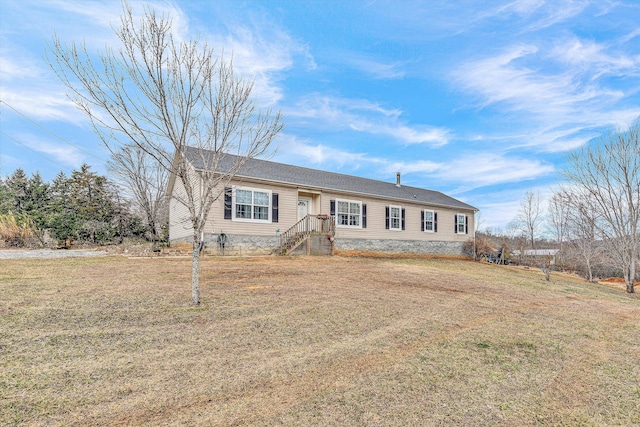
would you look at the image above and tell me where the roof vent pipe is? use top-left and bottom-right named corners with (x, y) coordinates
top-left (396, 172), bottom-right (401, 187)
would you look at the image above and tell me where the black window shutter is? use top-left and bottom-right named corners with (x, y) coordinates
top-left (362, 204), bottom-right (367, 228)
top-left (434, 212), bottom-right (438, 232)
top-left (454, 214), bottom-right (458, 233)
top-left (465, 215), bottom-right (469, 234)
top-left (401, 208), bottom-right (405, 230)
top-left (272, 193), bottom-right (279, 223)
top-left (385, 206), bottom-right (390, 229)
top-left (330, 200), bottom-right (335, 216)
top-left (224, 187), bottom-right (232, 220)
top-left (421, 210), bottom-right (425, 232)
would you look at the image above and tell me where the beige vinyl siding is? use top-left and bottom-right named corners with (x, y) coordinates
top-left (205, 180), bottom-right (299, 237)
top-left (172, 173), bottom-right (475, 243)
top-left (168, 176), bottom-right (193, 241)
top-left (322, 191), bottom-right (474, 242)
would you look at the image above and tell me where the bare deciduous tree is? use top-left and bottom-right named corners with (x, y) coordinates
top-left (513, 190), bottom-right (544, 250)
top-left (547, 192), bottom-right (569, 257)
top-left (554, 187), bottom-right (603, 282)
top-left (48, 3), bottom-right (283, 304)
top-left (562, 120), bottom-right (639, 293)
top-left (108, 144), bottom-right (167, 246)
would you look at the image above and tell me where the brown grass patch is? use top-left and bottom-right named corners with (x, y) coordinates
top-left (1, 256), bottom-right (638, 426)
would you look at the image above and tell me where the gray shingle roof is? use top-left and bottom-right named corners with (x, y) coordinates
top-left (186, 147), bottom-right (477, 211)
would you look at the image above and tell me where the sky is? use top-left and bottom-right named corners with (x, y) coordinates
top-left (1, 0), bottom-right (639, 231)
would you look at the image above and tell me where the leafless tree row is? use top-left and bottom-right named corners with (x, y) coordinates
top-left (508, 121), bottom-right (639, 292)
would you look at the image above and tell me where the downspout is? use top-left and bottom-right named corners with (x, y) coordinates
top-left (473, 211), bottom-right (477, 261)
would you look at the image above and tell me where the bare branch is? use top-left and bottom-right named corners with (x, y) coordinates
top-left (48, 1), bottom-right (283, 304)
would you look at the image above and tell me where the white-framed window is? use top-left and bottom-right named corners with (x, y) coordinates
top-left (389, 205), bottom-right (401, 231)
top-left (456, 213), bottom-right (467, 234)
top-left (233, 186), bottom-right (271, 222)
top-left (424, 209), bottom-right (435, 232)
top-left (337, 199), bottom-right (362, 228)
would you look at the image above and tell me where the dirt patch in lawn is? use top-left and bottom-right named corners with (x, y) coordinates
top-left (1, 256), bottom-right (638, 426)
top-left (600, 277), bottom-right (639, 286)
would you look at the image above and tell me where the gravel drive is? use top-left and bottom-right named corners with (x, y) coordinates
top-left (0, 249), bottom-right (108, 259)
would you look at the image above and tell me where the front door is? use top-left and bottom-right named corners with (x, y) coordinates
top-left (298, 197), bottom-right (311, 220)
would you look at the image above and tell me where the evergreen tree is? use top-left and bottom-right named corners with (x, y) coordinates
top-left (0, 177), bottom-right (12, 214)
top-left (25, 172), bottom-right (50, 230)
top-left (47, 171), bottom-right (79, 243)
top-left (5, 169), bottom-right (28, 213)
top-left (1, 165), bottom-right (150, 246)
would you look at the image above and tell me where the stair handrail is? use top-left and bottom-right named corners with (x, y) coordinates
top-left (278, 214), bottom-right (335, 254)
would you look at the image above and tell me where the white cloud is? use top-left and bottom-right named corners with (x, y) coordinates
top-left (1, 89), bottom-right (81, 123)
top-left (273, 135), bottom-right (378, 170)
top-left (619, 28), bottom-right (640, 44)
top-left (474, 199), bottom-right (523, 231)
top-left (0, 55), bottom-right (41, 81)
top-left (468, 183), bottom-right (555, 231)
top-left (435, 152), bottom-right (555, 190)
top-left (201, 15), bottom-right (314, 107)
top-left (341, 54), bottom-right (407, 79)
top-left (454, 44), bottom-right (580, 111)
top-left (11, 132), bottom-right (85, 168)
top-left (552, 37), bottom-right (638, 77)
top-left (524, 1), bottom-right (589, 31)
top-left (286, 95), bottom-right (449, 146)
top-left (383, 160), bottom-right (443, 175)
top-left (276, 137), bottom-right (553, 193)
top-left (453, 38), bottom-right (638, 152)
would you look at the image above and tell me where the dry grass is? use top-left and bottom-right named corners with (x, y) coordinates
top-left (1, 255), bottom-right (639, 426)
top-left (0, 213), bottom-right (36, 246)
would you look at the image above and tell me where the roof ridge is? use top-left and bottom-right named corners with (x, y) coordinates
top-left (185, 147), bottom-right (477, 211)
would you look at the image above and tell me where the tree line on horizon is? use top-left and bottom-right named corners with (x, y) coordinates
top-left (477, 120), bottom-right (639, 292)
top-left (0, 164), bottom-right (166, 248)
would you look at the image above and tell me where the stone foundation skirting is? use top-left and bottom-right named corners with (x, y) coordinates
top-left (170, 234), bottom-right (467, 257)
top-left (334, 238), bottom-right (467, 257)
top-left (171, 233), bottom-right (279, 256)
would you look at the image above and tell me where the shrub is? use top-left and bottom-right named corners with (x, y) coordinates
top-left (0, 212), bottom-right (37, 247)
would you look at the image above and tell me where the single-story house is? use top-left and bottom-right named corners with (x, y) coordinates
top-left (168, 148), bottom-right (478, 256)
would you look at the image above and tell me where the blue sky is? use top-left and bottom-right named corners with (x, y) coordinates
top-left (1, 0), bottom-right (638, 230)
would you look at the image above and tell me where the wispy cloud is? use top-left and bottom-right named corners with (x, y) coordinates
top-left (201, 13), bottom-right (314, 106)
top-left (1, 89), bottom-right (81, 123)
top-left (466, 182), bottom-right (556, 231)
top-left (340, 53), bottom-right (407, 79)
top-left (382, 160), bottom-right (443, 175)
top-left (274, 135), bottom-right (380, 170)
top-left (433, 151), bottom-right (555, 190)
top-left (524, 1), bottom-right (589, 31)
top-left (453, 37), bottom-right (637, 152)
top-left (0, 54), bottom-right (41, 81)
top-left (10, 132), bottom-right (85, 168)
top-left (454, 44), bottom-right (581, 112)
top-left (276, 136), bottom-right (552, 194)
top-left (551, 37), bottom-right (639, 78)
top-left (287, 95), bottom-right (449, 146)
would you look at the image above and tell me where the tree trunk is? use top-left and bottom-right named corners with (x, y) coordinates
top-left (192, 239), bottom-right (201, 304)
top-left (586, 258), bottom-right (593, 283)
top-left (624, 262), bottom-right (635, 293)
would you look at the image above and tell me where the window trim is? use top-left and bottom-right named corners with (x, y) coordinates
top-left (336, 198), bottom-right (363, 229)
top-left (423, 209), bottom-right (435, 233)
top-left (231, 186), bottom-right (272, 223)
top-left (456, 213), bottom-right (467, 234)
top-left (388, 205), bottom-right (402, 231)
